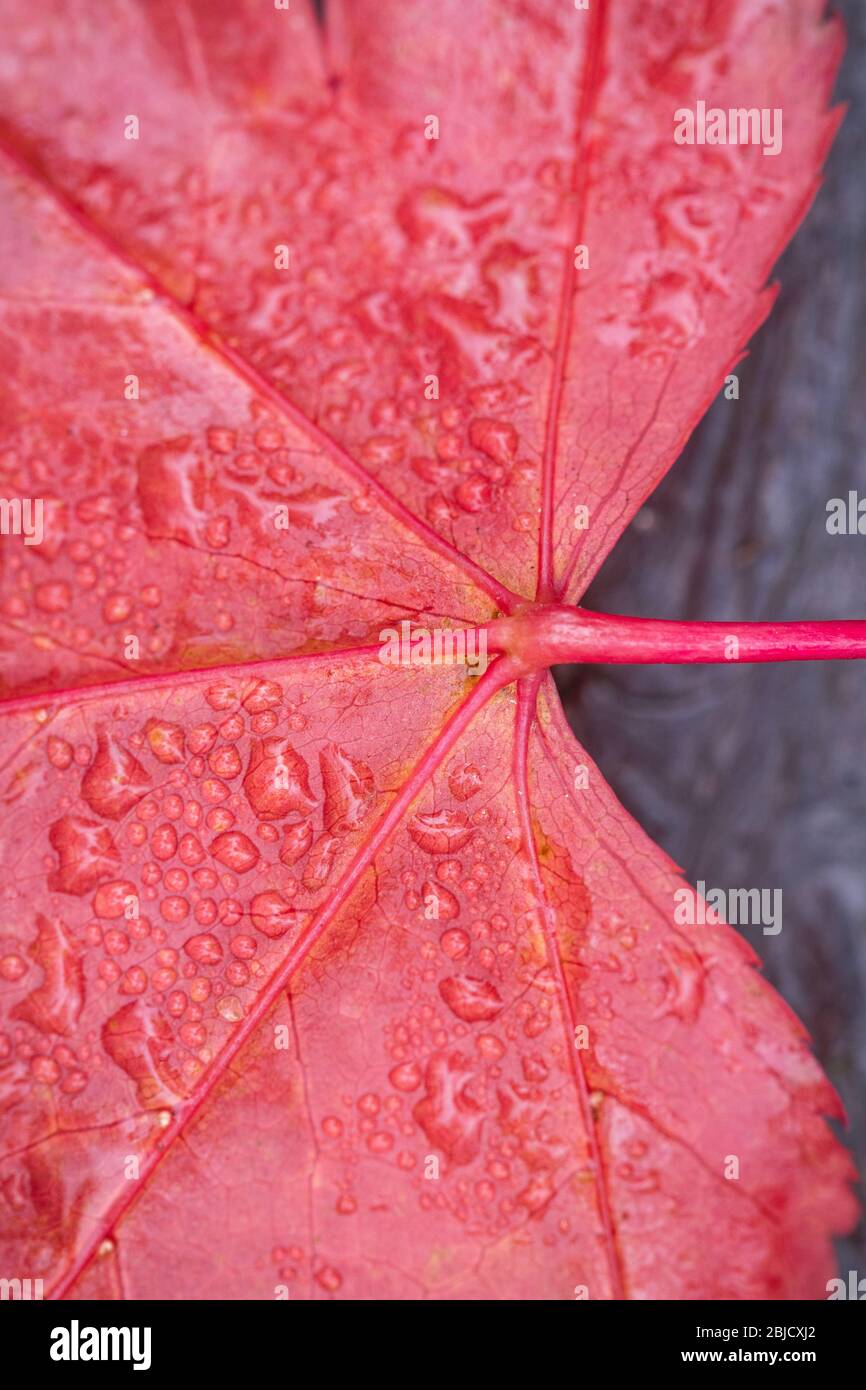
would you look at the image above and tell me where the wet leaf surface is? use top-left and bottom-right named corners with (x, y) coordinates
top-left (0, 0), bottom-right (858, 1298)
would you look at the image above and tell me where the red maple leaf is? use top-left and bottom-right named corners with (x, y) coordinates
top-left (0, 0), bottom-right (862, 1301)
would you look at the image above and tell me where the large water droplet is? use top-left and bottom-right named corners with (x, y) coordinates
top-left (81, 730), bottom-right (151, 820)
top-left (439, 975), bottom-right (503, 1023)
top-left (244, 738), bottom-right (316, 820)
top-left (413, 1051), bottom-right (484, 1166)
top-left (12, 915), bottom-right (84, 1037)
top-left (409, 809), bottom-right (473, 854)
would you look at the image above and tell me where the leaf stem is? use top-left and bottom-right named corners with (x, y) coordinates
top-left (487, 605), bottom-right (866, 673)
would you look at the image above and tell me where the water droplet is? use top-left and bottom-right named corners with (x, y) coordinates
top-left (389, 1060), bottom-right (423, 1092)
top-left (521, 1055), bottom-right (548, 1083)
top-left (209, 745), bottom-right (243, 779)
top-left (46, 736), bottom-right (74, 770)
top-left (440, 928), bottom-right (470, 961)
top-left (302, 833), bottom-right (339, 891)
top-left (150, 823), bottom-right (178, 862)
top-left (216, 995), bottom-right (244, 1023)
top-left (119, 965), bottom-right (148, 996)
top-left (454, 475), bottom-right (492, 513)
top-left (188, 724), bottom-right (218, 755)
top-left (468, 417), bottom-right (518, 465)
top-left (447, 764), bottom-right (482, 801)
top-left (320, 743), bottom-right (374, 831)
top-left (315, 1265), bottom-right (343, 1293)
top-left (244, 739), bottom-right (316, 819)
top-left (81, 730), bottom-right (151, 820)
top-left (517, 1172), bottom-right (555, 1216)
top-left (160, 896), bottom-right (190, 924)
top-left (422, 881), bottom-right (460, 920)
top-left (409, 809), bottom-right (473, 854)
top-left (92, 879), bottom-right (138, 920)
top-left (102, 1000), bottom-right (189, 1105)
top-left (413, 1051), bottom-right (484, 1166)
top-left (183, 933), bottom-right (223, 966)
top-left (178, 833), bottom-right (205, 867)
top-left (210, 831), bottom-right (259, 873)
top-left (280, 819), bottom-right (313, 866)
top-left (476, 1033), bottom-right (505, 1060)
top-left (361, 435), bottom-right (404, 467)
top-left (144, 719), bottom-right (186, 765)
top-left (250, 891), bottom-right (311, 940)
top-left (103, 593), bottom-right (133, 624)
top-left (0, 954), bottom-right (27, 982)
top-left (439, 976), bottom-right (503, 1023)
top-left (279, 485), bottom-right (343, 530)
top-left (205, 682), bottom-right (239, 712)
top-left (207, 426), bottom-right (237, 454)
top-left (242, 680), bottom-right (283, 714)
top-left (254, 425), bottom-right (284, 452)
top-left (12, 915), bottom-right (85, 1036)
top-left (654, 943), bottom-right (705, 1023)
top-left (34, 581), bottom-right (72, 614)
top-left (30, 1053), bottom-right (61, 1084)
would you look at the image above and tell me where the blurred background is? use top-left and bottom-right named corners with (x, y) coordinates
top-left (554, 0), bottom-right (866, 1274)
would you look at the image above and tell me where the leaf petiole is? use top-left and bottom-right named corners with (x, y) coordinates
top-left (486, 605), bottom-right (866, 674)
